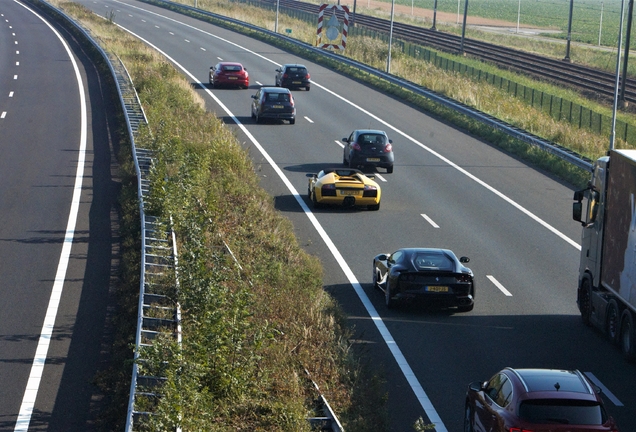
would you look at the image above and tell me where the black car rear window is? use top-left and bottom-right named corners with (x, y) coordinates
top-left (413, 253), bottom-right (453, 271)
top-left (358, 134), bottom-right (386, 146)
top-left (518, 400), bottom-right (606, 425)
top-left (222, 65), bottom-right (242, 71)
top-left (266, 93), bottom-right (290, 102)
top-left (287, 67), bottom-right (307, 74)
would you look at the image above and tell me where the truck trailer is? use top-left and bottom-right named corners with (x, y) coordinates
top-left (573, 149), bottom-right (636, 361)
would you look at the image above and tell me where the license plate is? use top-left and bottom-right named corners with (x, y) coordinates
top-left (292, 81), bottom-right (302, 84)
top-left (366, 158), bottom-right (381, 162)
top-left (272, 105), bottom-right (284, 109)
top-left (228, 76), bottom-right (238, 80)
top-left (340, 190), bottom-right (359, 196)
top-left (426, 286), bottom-right (449, 292)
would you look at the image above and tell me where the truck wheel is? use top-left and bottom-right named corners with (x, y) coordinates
top-left (620, 311), bottom-right (636, 362)
top-left (579, 278), bottom-right (592, 326)
top-left (606, 299), bottom-right (620, 345)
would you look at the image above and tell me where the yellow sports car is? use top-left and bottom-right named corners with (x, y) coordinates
top-left (307, 168), bottom-right (381, 210)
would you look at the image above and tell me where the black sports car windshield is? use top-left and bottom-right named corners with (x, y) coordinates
top-left (413, 252), bottom-right (453, 271)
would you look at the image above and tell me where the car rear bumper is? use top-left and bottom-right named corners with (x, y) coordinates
top-left (282, 79), bottom-right (310, 88)
top-left (396, 292), bottom-right (474, 308)
top-left (216, 78), bottom-right (249, 86)
top-left (259, 112), bottom-right (295, 120)
top-left (317, 196), bottom-right (380, 207)
top-left (351, 154), bottom-right (394, 168)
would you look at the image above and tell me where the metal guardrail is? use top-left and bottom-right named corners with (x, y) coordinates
top-left (151, 0), bottom-right (594, 172)
top-left (31, 2), bottom-right (181, 431)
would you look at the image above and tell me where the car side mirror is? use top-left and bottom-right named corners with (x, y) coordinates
top-left (306, 173), bottom-right (315, 178)
top-left (377, 253), bottom-right (389, 261)
top-left (460, 257), bottom-right (470, 263)
top-left (468, 381), bottom-right (483, 392)
top-left (342, 138), bottom-right (349, 143)
top-left (251, 95), bottom-right (257, 99)
top-left (389, 139), bottom-right (393, 143)
top-left (276, 68), bottom-right (281, 72)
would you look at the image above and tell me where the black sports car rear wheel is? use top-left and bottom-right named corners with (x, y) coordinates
top-left (458, 303), bottom-right (474, 313)
top-left (463, 403), bottom-right (474, 432)
top-left (368, 203), bottom-right (380, 211)
top-left (385, 280), bottom-right (394, 309)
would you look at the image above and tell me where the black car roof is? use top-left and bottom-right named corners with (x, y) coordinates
top-left (260, 86), bottom-right (292, 93)
top-left (396, 248), bottom-right (456, 257)
top-left (354, 129), bottom-right (388, 136)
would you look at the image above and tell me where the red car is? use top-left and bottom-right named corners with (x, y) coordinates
top-left (209, 62), bottom-right (249, 89)
top-left (465, 368), bottom-right (619, 432)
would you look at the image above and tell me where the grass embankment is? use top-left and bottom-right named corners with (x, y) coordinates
top-left (51, 1), bottom-right (387, 431)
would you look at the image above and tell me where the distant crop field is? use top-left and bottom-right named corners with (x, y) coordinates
top-left (380, 0), bottom-right (629, 46)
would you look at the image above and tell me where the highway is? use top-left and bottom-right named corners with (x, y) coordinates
top-left (0, 1), bottom-right (120, 430)
top-left (28, 0), bottom-right (636, 430)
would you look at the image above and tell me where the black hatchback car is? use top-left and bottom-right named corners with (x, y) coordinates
top-left (275, 64), bottom-right (311, 91)
top-left (343, 129), bottom-right (394, 173)
top-left (251, 87), bottom-right (296, 124)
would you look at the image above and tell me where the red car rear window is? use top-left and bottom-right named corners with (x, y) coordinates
top-left (518, 400), bottom-right (606, 425)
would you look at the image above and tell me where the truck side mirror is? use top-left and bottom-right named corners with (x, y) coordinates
top-left (573, 202), bottom-right (583, 223)
top-left (573, 190), bottom-right (585, 201)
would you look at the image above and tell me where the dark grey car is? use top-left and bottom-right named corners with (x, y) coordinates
top-left (251, 87), bottom-right (296, 124)
top-left (343, 129), bottom-right (394, 173)
top-left (275, 64), bottom-right (311, 91)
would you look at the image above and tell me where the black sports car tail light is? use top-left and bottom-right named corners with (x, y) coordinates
top-left (321, 184), bottom-right (337, 196)
top-left (363, 185), bottom-right (378, 197)
top-left (456, 274), bottom-right (472, 283)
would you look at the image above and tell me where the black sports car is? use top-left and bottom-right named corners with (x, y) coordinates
top-left (373, 248), bottom-right (475, 311)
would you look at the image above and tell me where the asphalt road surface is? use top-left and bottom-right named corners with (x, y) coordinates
top-left (0, 1), bottom-right (120, 430)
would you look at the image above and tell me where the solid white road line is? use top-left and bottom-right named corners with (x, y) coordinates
top-left (304, 116), bottom-right (313, 123)
top-left (12, 1), bottom-right (87, 431)
top-left (374, 173), bottom-right (387, 182)
top-left (334, 140), bottom-right (344, 148)
top-left (487, 275), bottom-right (512, 296)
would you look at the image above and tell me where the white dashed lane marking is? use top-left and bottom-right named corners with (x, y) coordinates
top-left (421, 214), bottom-right (439, 228)
top-left (487, 275), bottom-right (512, 296)
top-left (584, 372), bottom-right (623, 406)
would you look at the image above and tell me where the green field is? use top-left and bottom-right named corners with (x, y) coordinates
top-left (369, 0), bottom-right (630, 46)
